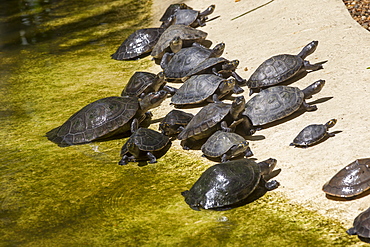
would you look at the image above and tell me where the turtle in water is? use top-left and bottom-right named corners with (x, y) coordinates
top-left (121, 71), bottom-right (177, 98)
top-left (159, 109), bottom-right (194, 137)
top-left (46, 90), bottom-right (168, 147)
top-left (178, 96), bottom-right (254, 150)
top-left (162, 42), bottom-right (225, 81)
top-left (181, 158), bottom-right (280, 210)
top-left (290, 119), bottom-right (337, 148)
top-left (347, 207), bottom-right (370, 242)
top-left (322, 158), bottom-right (370, 198)
top-left (119, 127), bottom-right (171, 165)
top-left (247, 41), bottom-right (326, 95)
top-left (201, 130), bottom-right (253, 162)
top-left (171, 5), bottom-right (215, 28)
top-left (151, 25), bottom-right (207, 60)
top-left (170, 74), bottom-right (241, 107)
top-left (243, 80), bottom-right (326, 127)
top-left (111, 28), bottom-right (166, 60)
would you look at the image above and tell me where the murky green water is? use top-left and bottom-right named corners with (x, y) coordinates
top-left (0, 0), bottom-right (363, 246)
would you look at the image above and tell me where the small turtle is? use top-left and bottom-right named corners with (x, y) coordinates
top-left (290, 119), bottom-right (337, 147)
top-left (201, 130), bottom-right (253, 162)
top-left (162, 42), bottom-right (225, 81)
top-left (159, 3), bottom-right (193, 23)
top-left (247, 41), bottom-right (326, 95)
top-left (170, 74), bottom-right (240, 107)
top-left (322, 158), bottom-right (370, 198)
top-left (159, 109), bottom-right (194, 137)
top-left (111, 28), bottom-right (166, 60)
top-left (184, 57), bottom-right (247, 86)
top-left (243, 80), bottom-right (326, 127)
top-left (46, 90), bottom-right (168, 147)
top-left (178, 96), bottom-right (254, 150)
top-left (121, 71), bottom-right (177, 98)
top-left (171, 5), bottom-right (215, 28)
top-left (151, 25), bottom-right (207, 60)
top-left (347, 207), bottom-right (370, 241)
top-left (181, 158), bottom-right (280, 210)
top-left (119, 128), bottom-right (171, 165)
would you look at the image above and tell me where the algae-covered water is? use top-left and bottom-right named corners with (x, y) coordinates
top-left (0, 0), bottom-right (363, 246)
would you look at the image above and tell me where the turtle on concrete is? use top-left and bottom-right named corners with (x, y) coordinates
top-left (171, 5), bottom-right (215, 28)
top-left (159, 109), bottom-right (194, 137)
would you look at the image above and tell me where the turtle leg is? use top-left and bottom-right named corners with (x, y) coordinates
top-left (302, 101), bottom-right (317, 111)
top-left (220, 121), bottom-right (232, 132)
top-left (212, 93), bottom-right (222, 103)
top-left (146, 152), bottom-right (157, 163)
top-left (220, 154), bottom-right (228, 163)
top-left (118, 155), bottom-right (129, 166)
top-left (265, 180), bottom-right (280, 191)
top-left (244, 147), bottom-right (254, 157)
top-left (346, 227), bottom-right (357, 235)
top-left (303, 60), bottom-right (327, 71)
top-left (231, 71), bottom-right (247, 86)
top-left (162, 85), bottom-right (178, 95)
top-left (160, 52), bottom-right (174, 69)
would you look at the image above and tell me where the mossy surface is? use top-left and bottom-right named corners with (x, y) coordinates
top-left (0, 0), bottom-right (365, 246)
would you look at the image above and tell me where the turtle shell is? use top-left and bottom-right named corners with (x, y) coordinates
top-left (291, 124), bottom-right (327, 147)
top-left (323, 158), bottom-right (370, 197)
top-left (151, 25), bottom-right (207, 59)
top-left (247, 54), bottom-right (303, 89)
top-left (347, 207), bottom-right (370, 238)
top-left (159, 3), bottom-right (192, 22)
top-left (177, 102), bottom-right (231, 141)
top-left (171, 74), bottom-right (228, 105)
top-left (173, 9), bottom-right (200, 26)
top-left (111, 28), bottom-right (165, 60)
top-left (244, 85), bottom-right (304, 126)
top-left (46, 96), bottom-right (139, 147)
top-left (201, 131), bottom-right (248, 158)
top-left (159, 109), bottom-right (194, 136)
top-left (121, 72), bottom-right (165, 97)
top-left (184, 57), bottom-right (228, 79)
top-left (181, 159), bottom-right (262, 210)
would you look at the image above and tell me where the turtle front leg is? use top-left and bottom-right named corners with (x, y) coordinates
top-left (265, 180), bottom-right (280, 191)
top-left (220, 153), bottom-right (228, 163)
top-left (163, 85), bottom-right (178, 95)
top-left (302, 101), bottom-right (317, 112)
top-left (231, 71), bottom-right (247, 86)
top-left (220, 121), bottom-right (232, 132)
top-left (146, 152), bottom-right (157, 164)
top-left (118, 155), bottom-right (129, 166)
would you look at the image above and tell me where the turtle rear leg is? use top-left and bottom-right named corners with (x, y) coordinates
top-left (146, 152), bottom-right (157, 163)
top-left (303, 60), bottom-right (327, 71)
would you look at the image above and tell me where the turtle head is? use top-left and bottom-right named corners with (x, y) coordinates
top-left (212, 42), bottom-right (225, 57)
top-left (325, 119), bottom-right (337, 129)
top-left (169, 36), bottom-right (183, 54)
top-left (222, 60), bottom-right (239, 71)
top-left (302, 79), bottom-right (325, 99)
top-left (297, 40), bottom-right (318, 59)
top-left (230, 95), bottom-right (245, 119)
top-left (258, 158), bottom-right (277, 176)
top-left (139, 90), bottom-right (168, 111)
top-left (230, 141), bottom-right (253, 158)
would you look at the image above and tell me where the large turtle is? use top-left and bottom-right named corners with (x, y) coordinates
top-left (322, 158), bottom-right (370, 198)
top-left (121, 71), bottom-right (177, 98)
top-left (177, 96), bottom-right (254, 150)
top-left (171, 5), bottom-right (215, 28)
top-left (118, 128), bottom-right (171, 165)
top-left (247, 41), bottom-right (326, 95)
top-left (181, 158), bottom-right (280, 210)
top-left (170, 74), bottom-right (240, 107)
top-left (347, 207), bottom-right (370, 241)
top-left (111, 28), bottom-right (166, 60)
top-left (159, 109), bottom-right (194, 137)
top-left (151, 25), bottom-right (207, 60)
top-left (243, 80), bottom-right (326, 127)
top-left (46, 90), bottom-right (168, 147)
top-left (201, 130), bottom-right (253, 163)
top-left (290, 119), bottom-right (337, 148)
top-left (162, 42), bottom-right (225, 81)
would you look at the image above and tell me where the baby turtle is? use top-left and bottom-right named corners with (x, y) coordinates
top-left (111, 28), bottom-right (165, 60)
top-left (181, 158), bottom-right (280, 210)
top-left (322, 158), bottom-right (370, 198)
top-left (247, 41), bottom-right (326, 95)
top-left (170, 74), bottom-right (239, 107)
top-left (159, 3), bottom-right (193, 23)
top-left (121, 71), bottom-right (177, 98)
top-left (290, 119), bottom-right (337, 147)
top-left (159, 109), bottom-right (194, 137)
top-left (119, 128), bottom-right (170, 165)
top-left (46, 90), bottom-right (168, 147)
top-left (243, 80), bottom-right (325, 127)
top-left (347, 207), bottom-right (370, 241)
top-left (171, 5), bottom-right (215, 28)
top-left (201, 130), bottom-right (253, 162)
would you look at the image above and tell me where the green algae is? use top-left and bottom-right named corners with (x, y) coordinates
top-left (0, 0), bottom-right (366, 246)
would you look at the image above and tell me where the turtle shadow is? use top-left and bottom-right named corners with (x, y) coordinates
top-left (290, 130), bottom-right (342, 148)
top-left (325, 188), bottom-right (370, 201)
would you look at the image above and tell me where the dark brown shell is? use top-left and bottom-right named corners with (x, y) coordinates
top-left (322, 158), bottom-right (370, 197)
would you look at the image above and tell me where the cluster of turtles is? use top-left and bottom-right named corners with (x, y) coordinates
top-left (45, 3), bottom-right (370, 241)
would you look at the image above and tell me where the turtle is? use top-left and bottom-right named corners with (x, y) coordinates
top-left (181, 158), bottom-right (280, 210)
top-left (290, 119), bottom-right (337, 148)
top-left (151, 25), bottom-right (207, 60)
top-left (159, 109), bottom-right (194, 137)
top-left (159, 3), bottom-right (193, 23)
top-left (347, 207), bottom-right (370, 241)
top-left (111, 27), bottom-right (165, 60)
top-left (162, 42), bottom-right (225, 81)
top-left (243, 79), bottom-right (326, 127)
top-left (177, 96), bottom-right (254, 150)
top-left (170, 74), bottom-right (240, 107)
top-left (118, 128), bottom-right (171, 165)
top-left (247, 41), bottom-right (326, 95)
top-left (171, 5), bottom-right (215, 28)
top-left (322, 158), bottom-right (370, 198)
top-left (183, 57), bottom-right (247, 86)
top-left (201, 130), bottom-right (253, 163)
top-left (46, 90), bottom-right (168, 147)
top-left (121, 71), bottom-right (177, 98)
